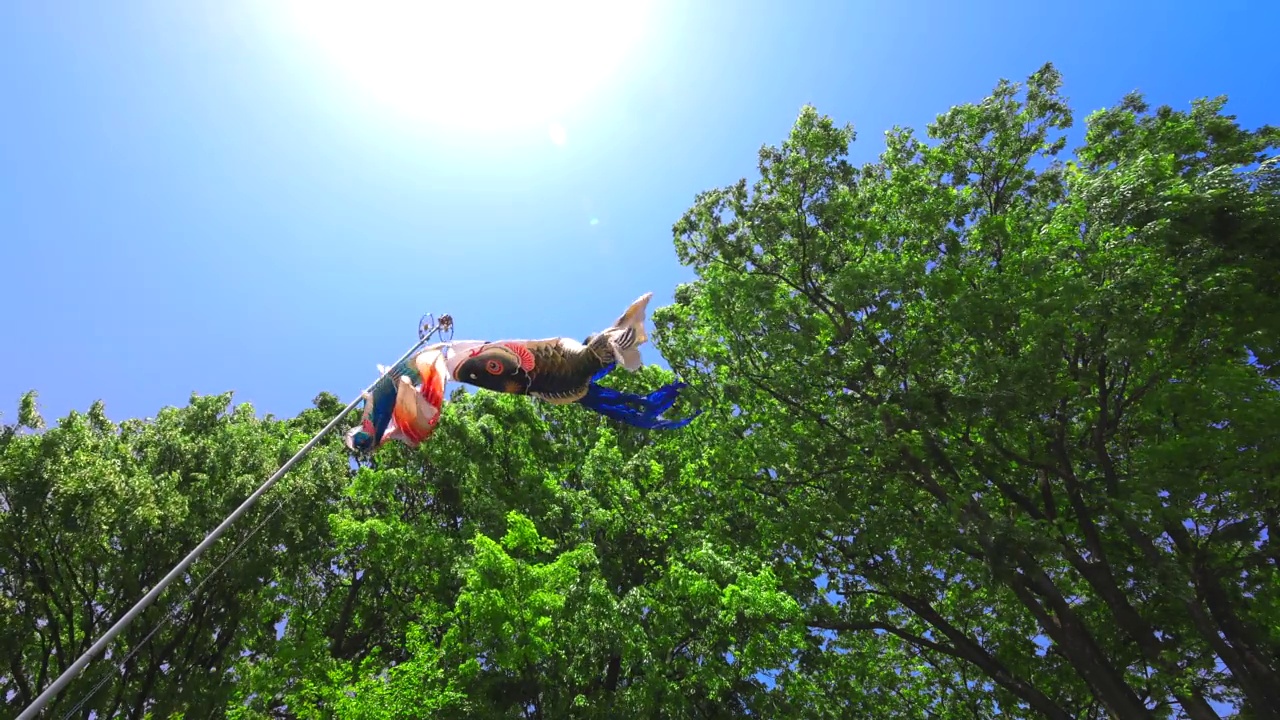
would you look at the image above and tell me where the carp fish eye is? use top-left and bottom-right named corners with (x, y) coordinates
top-left (485, 359), bottom-right (504, 375)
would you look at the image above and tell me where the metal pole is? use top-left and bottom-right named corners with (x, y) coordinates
top-left (17, 330), bottom-right (441, 719)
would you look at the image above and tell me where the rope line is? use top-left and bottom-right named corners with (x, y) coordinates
top-left (17, 323), bottom-right (447, 720)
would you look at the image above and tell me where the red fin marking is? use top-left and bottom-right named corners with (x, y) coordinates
top-left (421, 368), bottom-right (445, 408)
top-left (502, 342), bottom-right (536, 372)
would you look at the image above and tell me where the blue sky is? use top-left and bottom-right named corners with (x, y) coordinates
top-left (3, 0), bottom-right (1278, 424)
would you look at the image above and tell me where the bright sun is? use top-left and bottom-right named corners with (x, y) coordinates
top-left (279, 0), bottom-right (652, 133)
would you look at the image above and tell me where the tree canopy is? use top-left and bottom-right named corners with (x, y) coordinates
top-left (3, 63), bottom-right (1277, 719)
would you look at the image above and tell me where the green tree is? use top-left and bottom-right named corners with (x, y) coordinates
top-left (657, 63), bottom-right (1279, 719)
top-left (0, 390), bottom-right (353, 719)
top-left (230, 377), bottom-right (799, 719)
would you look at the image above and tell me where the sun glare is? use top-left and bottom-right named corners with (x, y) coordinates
top-left (280, 0), bottom-right (652, 132)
